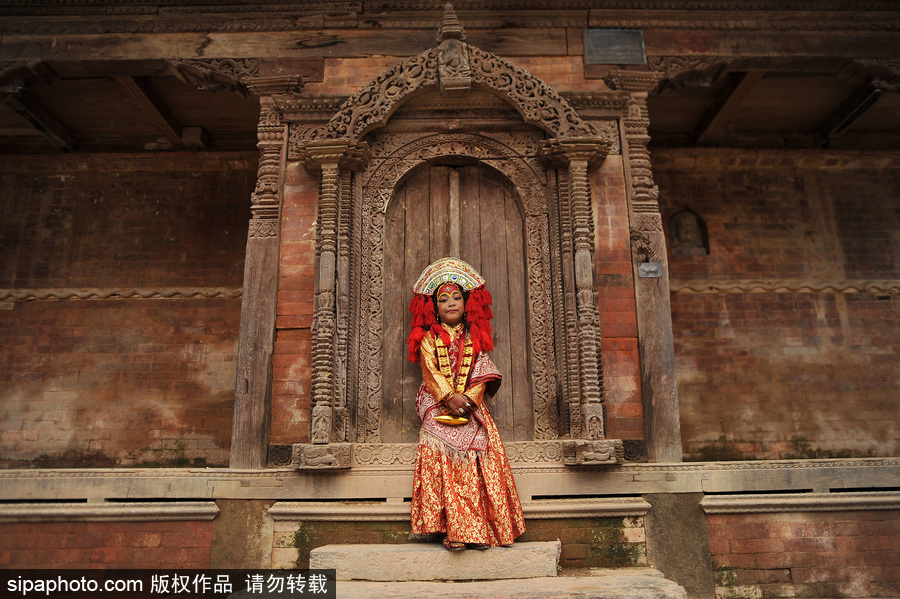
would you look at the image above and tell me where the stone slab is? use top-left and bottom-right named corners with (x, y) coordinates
top-left (326, 569), bottom-right (688, 599)
top-left (309, 541), bottom-right (561, 581)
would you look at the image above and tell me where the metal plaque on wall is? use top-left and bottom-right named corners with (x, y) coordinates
top-left (584, 29), bottom-right (646, 65)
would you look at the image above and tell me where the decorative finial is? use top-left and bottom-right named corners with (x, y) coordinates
top-left (438, 2), bottom-right (466, 42)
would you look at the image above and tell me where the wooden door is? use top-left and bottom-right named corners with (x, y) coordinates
top-left (382, 163), bottom-right (533, 443)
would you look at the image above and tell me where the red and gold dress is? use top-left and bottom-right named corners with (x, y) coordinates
top-left (410, 322), bottom-right (526, 546)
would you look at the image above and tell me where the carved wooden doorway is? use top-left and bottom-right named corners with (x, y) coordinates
top-left (381, 162), bottom-right (533, 443)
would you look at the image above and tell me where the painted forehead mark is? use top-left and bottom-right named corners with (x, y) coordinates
top-left (437, 282), bottom-right (462, 299)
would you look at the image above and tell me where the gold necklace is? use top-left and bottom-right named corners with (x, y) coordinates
top-left (435, 332), bottom-right (474, 394)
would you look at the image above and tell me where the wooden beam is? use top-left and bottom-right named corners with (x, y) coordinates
top-left (695, 70), bottom-right (765, 145)
top-left (817, 80), bottom-right (883, 143)
top-left (114, 75), bottom-right (183, 148)
top-left (0, 81), bottom-right (76, 151)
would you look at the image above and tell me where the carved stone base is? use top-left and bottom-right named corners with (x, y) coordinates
top-left (290, 440), bottom-right (625, 470)
top-left (293, 443), bottom-right (352, 469)
top-left (562, 439), bottom-right (625, 466)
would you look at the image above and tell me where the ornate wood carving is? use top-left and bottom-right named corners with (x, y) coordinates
top-left (539, 139), bottom-right (611, 441)
top-left (312, 162), bottom-right (339, 444)
top-left (249, 100), bottom-right (286, 239)
top-left (171, 58), bottom-right (261, 98)
top-left (358, 132), bottom-right (560, 441)
top-left (0, 287), bottom-right (242, 301)
top-left (334, 169), bottom-right (353, 444)
top-left (562, 439), bottom-right (625, 466)
top-left (466, 46), bottom-right (594, 140)
top-left (549, 170), bottom-right (582, 438)
top-left (295, 141), bottom-right (371, 445)
top-left (4, 3), bottom-right (899, 35)
top-left (436, 3), bottom-right (471, 95)
top-left (605, 72), bottom-right (663, 220)
top-left (670, 278), bottom-right (900, 295)
top-left (303, 41), bottom-right (594, 145)
top-left (647, 56), bottom-right (729, 94)
top-left (287, 440), bottom-right (633, 469)
top-left (231, 85), bottom-right (293, 468)
top-left (294, 443), bottom-right (352, 470)
top-left (525, 214), bottom-right (558, 440)
top-left (360, 210), bottom-right (385, 443)
top-left (291, 6), bottom-right (623, 458)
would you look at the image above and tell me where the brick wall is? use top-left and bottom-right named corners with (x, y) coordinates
top-left (654, 149), bottom-right (900, 460)
top-left (0, 520), bottom-right (213, 568)
top-left (0, 153), bottom-right (255, 467)
top-left (1, 300), bottom-right (241, 467)
top-left (595, 155), bottom-right (644, 441)
top-left (270, 162), bottom-right (318, 445)
top-left (520, 516), bottom-right (648, 569)
top-left (273, 520), bottom-right (411, 569)
top-left (0, 154), bottom-right (253, 289)
top-left (708, 510), bottom-right (900, 598)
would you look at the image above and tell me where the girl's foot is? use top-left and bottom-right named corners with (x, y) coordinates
top-left (442, 536), bottom-right (466, 551)
top-left (467, 543), bottom-right (490, 550)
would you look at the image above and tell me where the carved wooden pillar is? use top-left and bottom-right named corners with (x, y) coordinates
top-left (293, 140), bottom-right (369, 467)
top-left (540, 137), bottom-right (611, 442)
top-left (313, 160), bottom-right (340, 444)
top-left (607, 70), bottom-right (683, 463)
top-left (230, 95), bottom-right (287, 469)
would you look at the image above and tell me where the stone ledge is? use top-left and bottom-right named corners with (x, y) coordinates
top-left (268, 497), bottom-right (650, 521)
top-left (0, 458), bottom-right (895, 503)
top-left (310, 541), bottom-right (561, 581)
top-left (0, 501), bottom-right (220, 523)
top-left (701, 490), bottom-right (900, 514)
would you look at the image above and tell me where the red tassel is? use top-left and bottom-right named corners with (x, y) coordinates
top-left (432, 322), bottom-right (451, 347)
top-left (465, 286), bottom-right (494, 354)
top-left (407, 294), bottom-right (437, 362)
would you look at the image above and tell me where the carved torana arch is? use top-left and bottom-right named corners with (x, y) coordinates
top-left (305, 45), bottom-right (596, 145)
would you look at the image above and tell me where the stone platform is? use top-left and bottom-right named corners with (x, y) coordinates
top-left (332, 568), bottom-right (687, 599)
top-left (310, 541), bottom-right (561, 581)
top-left (307, 542), bottom-right (687, 599)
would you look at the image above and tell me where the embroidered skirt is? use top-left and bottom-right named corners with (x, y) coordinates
top-left (410, 405), bottom-right (525, 546)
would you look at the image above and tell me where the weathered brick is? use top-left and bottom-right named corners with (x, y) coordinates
top-left (658, 149), bottom-right (900, 461)
top-left (0, 155), bottom-right (250, 468)
top-left (708, 510), bottom-right (900, 599)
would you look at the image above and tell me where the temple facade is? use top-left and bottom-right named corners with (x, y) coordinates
top-left (1, 2), bottom-right (898, 597)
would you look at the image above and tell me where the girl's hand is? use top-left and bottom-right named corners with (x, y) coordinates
top-left (446, 393), bottom-right (473, 416)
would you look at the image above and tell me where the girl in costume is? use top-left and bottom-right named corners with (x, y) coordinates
top-left (407, 257), bottom-right (525, 551)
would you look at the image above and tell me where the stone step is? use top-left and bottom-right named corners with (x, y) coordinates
top-left (330, 569), bottom-right (688, 599)
top-left (310, 541), bottom-right (561, 582)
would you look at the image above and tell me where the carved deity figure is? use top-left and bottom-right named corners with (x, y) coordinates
top-left (669, 209), bottom-right (708, 256)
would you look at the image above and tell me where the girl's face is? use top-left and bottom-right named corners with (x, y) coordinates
top-left (436, 284), bottom-right (465, 326)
